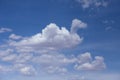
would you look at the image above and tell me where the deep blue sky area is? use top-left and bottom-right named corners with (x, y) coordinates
top-left (0, 0), bottom-right (120, 80)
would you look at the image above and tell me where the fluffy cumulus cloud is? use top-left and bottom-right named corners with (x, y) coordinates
top-left (76, 0), bottom-right (108, 9)
top-left (0, 19), bottom-right (106, 77)
top-left (74, 52), bottom-right (106, 70)
top-left (0, 27), bottom-right (12, 33)
top-left (9, 21), bottom-right (84, 51)
top-left (71, 19), bottom-right (87, 33)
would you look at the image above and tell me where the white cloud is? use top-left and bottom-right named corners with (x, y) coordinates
top-left (74, 52), bottom-right (106, 70)
top-left (32, 52), bottom-right (105, 73)
top-left (0, 53), bottom-right (106, 76)
top-left (15, 53), bottom-right (33, 63)
top-left (0, 27), bottom-right (12, 33)
top-left (0, 19), bottom-right (106, 76)
top-left (14, 63), bottom-right (36, 76)
top-left (9, 22), bottom-right (83, 51)
top-left (19, 66), bottom-right (36, 76)
top-left (46, 66), bottom-right (67, 74)
top-left (0, 49), bottom-right (14, 58)
top-left (9, 34), bottom-right (23, 40)
top-left (76, 0), bottom-right (108, 9)
top-left (77, 52), bottom-right (92, 64)
top-left (71, 19), bottom-right (87, 33)
top-left (31, 52), bottom-right (73, 74)
top-left (0, 65), bottom-right (12, 72)
top-left (0, 50), bottom-right (105, 75)
top-left (1, 54), bottom-right (17, 62)
top-left (1, 52), bottom-right (33, 64)
top-left (32, 53), bottom-right (76, 66)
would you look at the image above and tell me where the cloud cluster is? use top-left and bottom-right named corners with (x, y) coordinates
top-left (0, 19), bottom-right (106, 76)
top-left (76, 0), bottom-right (108, 9)
top-left (0, 49), bottom-right (106, 75)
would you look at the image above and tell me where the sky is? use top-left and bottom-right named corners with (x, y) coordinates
top-left (0, 0), bottom-right (120, 80)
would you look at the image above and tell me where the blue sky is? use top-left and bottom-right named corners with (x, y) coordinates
top-left (0, 0), bottom-right (120, 80)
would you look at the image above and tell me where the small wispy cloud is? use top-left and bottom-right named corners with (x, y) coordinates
top-left (9, 34), bottom-right (23, 40)
top-left (0, 27), bottom-right (12, 33)
top-left (105, 26), bottom-right (112, 31)
top-left (76, 0), bottom-right (108, 9)
top-left (71, 19), bottom-right (87, 33)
